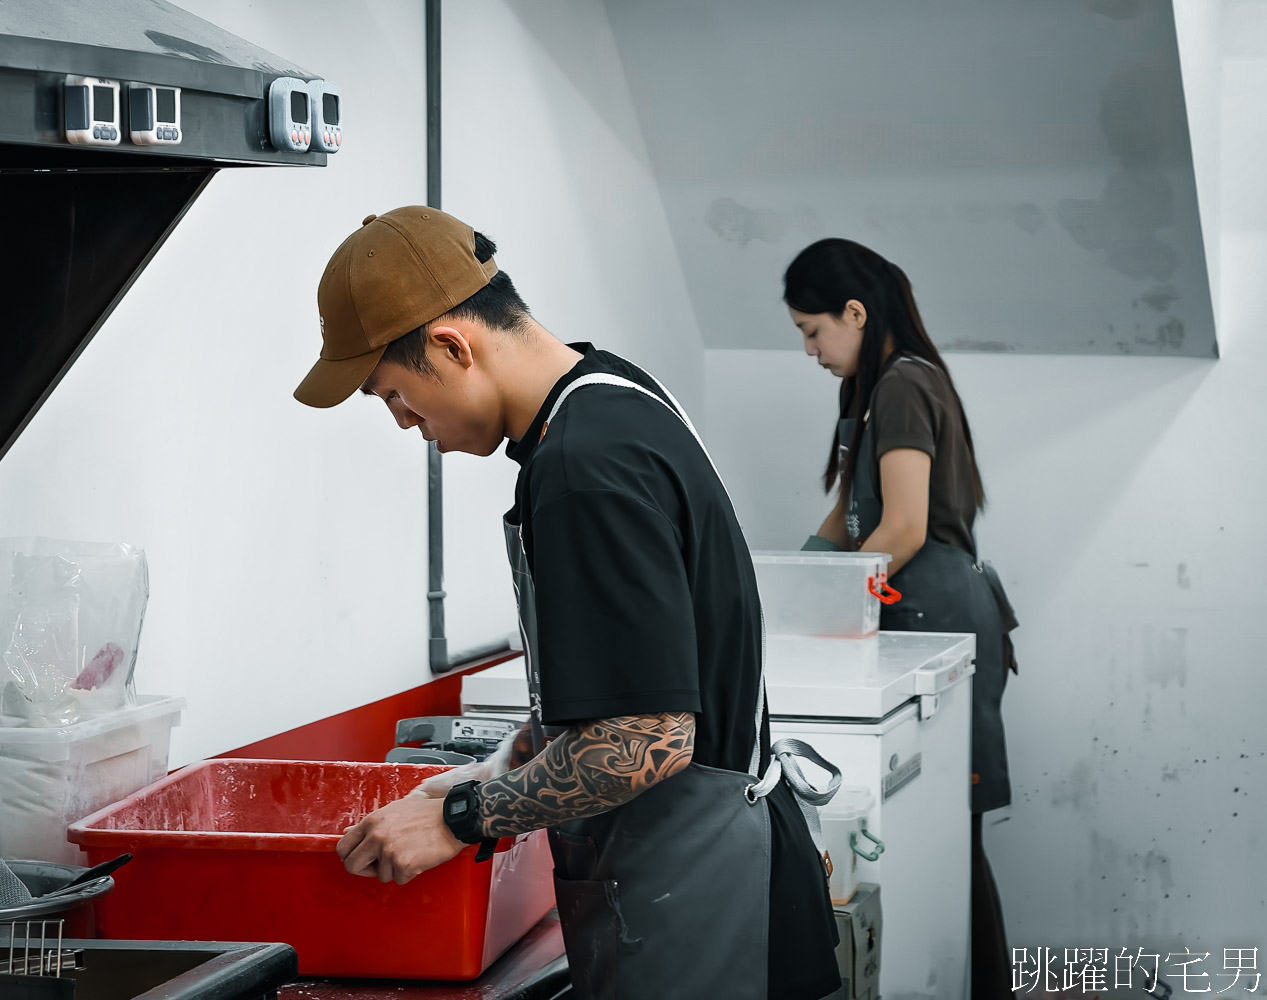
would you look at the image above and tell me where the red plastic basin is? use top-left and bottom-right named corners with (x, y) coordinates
top-left (66, 759), bottom-right (554, 979)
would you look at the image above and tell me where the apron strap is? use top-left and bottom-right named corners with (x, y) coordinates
top-left (746, 739), bottom-right (842, 861)
top-left (546, 373), bottom-right (726, 485)
top-left (768, 739), bottom-right (842, 804)
top-left (544, 368), bottom-right (766, 775)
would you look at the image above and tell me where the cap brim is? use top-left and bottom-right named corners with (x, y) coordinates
top-left (293, 346), bottom-right (388, 408)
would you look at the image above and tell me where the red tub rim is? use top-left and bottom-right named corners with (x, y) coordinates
top-left (65, 757), bottom-right (495, 856)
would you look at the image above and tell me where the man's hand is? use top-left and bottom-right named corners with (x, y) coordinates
top-left (336, 793), bottom-right (465, 885)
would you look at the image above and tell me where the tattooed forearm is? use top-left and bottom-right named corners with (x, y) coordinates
top-left (477, 712), bottom-right (695, 838)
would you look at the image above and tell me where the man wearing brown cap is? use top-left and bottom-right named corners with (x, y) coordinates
top-left (297, 207), bottom-right (841, 1000)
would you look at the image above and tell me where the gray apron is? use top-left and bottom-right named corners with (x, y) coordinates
top-left (842, 357), bottom-right (1019, 814)
top-left (504, 371), bottom-right (839, 1000)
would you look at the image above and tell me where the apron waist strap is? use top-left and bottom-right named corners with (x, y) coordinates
top-left (769, 738), bottom-right (842, 805)
top-left (746, 739), bottom-right (842, 863)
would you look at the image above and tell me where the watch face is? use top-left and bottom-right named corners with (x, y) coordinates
top-left (444, 783), bottom-right (485, 845)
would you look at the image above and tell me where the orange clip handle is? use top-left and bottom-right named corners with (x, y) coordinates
top-left (867, 575), bottom-right (902, 605)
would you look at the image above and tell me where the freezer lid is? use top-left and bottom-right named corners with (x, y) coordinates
top-left (765, 632), bottom-right (976, 721)
top-left (461, 632), bottom-right (976, 723)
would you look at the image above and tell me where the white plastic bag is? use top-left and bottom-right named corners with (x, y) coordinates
top-left (0, 538), bottom-right (149, 727)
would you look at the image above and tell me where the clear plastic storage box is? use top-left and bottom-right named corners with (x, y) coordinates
top-left (752, 551), bottom-right (895, 638)
top-left (0, 695), bottom-right (185, 864)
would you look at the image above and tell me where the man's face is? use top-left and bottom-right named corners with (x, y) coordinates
top-left (361, 331), bottom-right (505, 457)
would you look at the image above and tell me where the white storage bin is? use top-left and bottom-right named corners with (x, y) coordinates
top-left (0, 695), bottom-right (184, 863)
top-left (821, 785), bottom-right (882, 905)
top-left (752, 551), bottom-right (895, 638)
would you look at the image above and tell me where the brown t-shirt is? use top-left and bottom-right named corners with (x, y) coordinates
top-left (868, 355), bottom-right (979, 557)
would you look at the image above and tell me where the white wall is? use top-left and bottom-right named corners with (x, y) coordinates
top-left (436, 0), bottom-right (709, 659)
top-left (705, 1), bottom-right (1267, 964)
top-left (0, 0), bottom-right (707, 763)
top-left (0, 0), bottom-right (434, 765)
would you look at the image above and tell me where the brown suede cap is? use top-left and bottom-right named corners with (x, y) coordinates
top-left (294, 206), bottom-right (497, 407)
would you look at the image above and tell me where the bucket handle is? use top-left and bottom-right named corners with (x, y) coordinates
top-left (867, 574), bottom-right (902, 605)
top-left (849, 819), bottom-right (886, 862)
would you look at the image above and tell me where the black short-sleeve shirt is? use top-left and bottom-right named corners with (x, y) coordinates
top-left (507, 344), bottom-right (840, 1000)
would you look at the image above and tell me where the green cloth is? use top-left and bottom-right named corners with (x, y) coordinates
top-left (800, 534), bottom-right (842, 552)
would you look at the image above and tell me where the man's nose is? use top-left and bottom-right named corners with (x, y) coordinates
top-left (388, 399), bottom-right (421, 430)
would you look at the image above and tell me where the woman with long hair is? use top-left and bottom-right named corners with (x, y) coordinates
top-left (785, 237), bottom-right (1020, 998)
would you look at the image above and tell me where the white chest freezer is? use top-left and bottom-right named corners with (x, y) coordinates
top-left (460, 630), bottom-right (976, 1000)
top-left (766, 632), bottom-right (975, 1000)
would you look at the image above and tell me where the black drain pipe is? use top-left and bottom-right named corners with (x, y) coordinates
top-left (425, 0), bottom-right (513, 673)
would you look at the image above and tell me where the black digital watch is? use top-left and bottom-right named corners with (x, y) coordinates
top-left (442, 780), bottom-right (498, 862)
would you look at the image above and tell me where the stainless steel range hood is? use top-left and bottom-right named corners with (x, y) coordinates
top-left (0, 0), bottom-right (330, 461)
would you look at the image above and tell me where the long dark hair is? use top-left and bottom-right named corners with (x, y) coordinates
top-left (783, 238), bottom-right (985, 513)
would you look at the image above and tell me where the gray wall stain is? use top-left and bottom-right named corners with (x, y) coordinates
top-left (1058, 58), bottom-right (1180, 285)
top-left (1177, 563), bottom-right (1191, 590)
top-left (1058, 169), bottom-right (1177, 282)
top-left (943, 338), bottom-right (1016, 353)
top-left (1158, 317), bottom-right (1185, 348)
top-left (1140, 285), bottom-right (1181, 312)
top-left (1141, 625), bottom-right (1188, 689)
top-left (1012, 202), bottom-right (1046, 235)
top-left (1088, 828), bottom-right (1128, 936)
top-left (1088, 830), bottom-right (1183, 944)
top-left (1161, 765), bottom-right (1180, 783)
top-left (1135, 317), bottom-right (1186, 350)
top-left (1139, 849), bottom-right (1174, 893)
top-left (703, 197), bottom-right (785, 247)
top-left (1053, 759), bottom-right (1098, 811)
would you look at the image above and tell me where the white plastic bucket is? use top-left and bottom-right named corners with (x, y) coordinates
top-left (821, 785), bottom-right (880, 904)
top-left (0, 695), bottom-right (185, 863)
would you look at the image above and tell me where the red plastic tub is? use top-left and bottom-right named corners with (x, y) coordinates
top-left (66, 759), bottom-right (554, 979)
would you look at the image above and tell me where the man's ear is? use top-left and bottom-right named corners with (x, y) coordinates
top-left (428, 324), bottom-right (474, 369)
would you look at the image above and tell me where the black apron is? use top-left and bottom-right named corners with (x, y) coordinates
top-left (504, 371), bottom-right (840, 1000)
top-left (842, 359), bottom-right (1019, 814)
